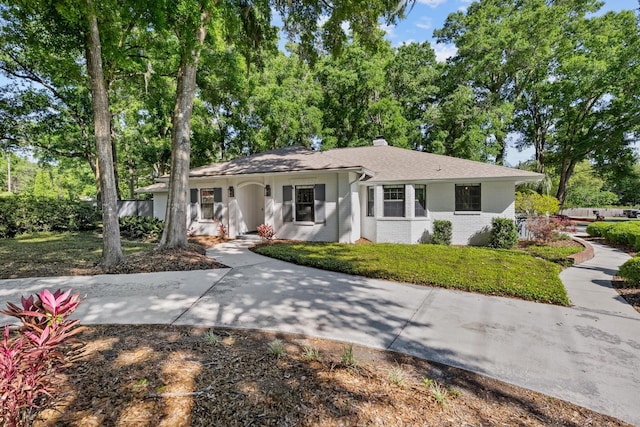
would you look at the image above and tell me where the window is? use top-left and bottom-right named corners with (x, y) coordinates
top-left (295, 186), bottom-right (315, 222)
top-left (283, 184), bottom-right (325, 223)
top-left (201, 188), bottom-right (223, 220)
top-left (383, 185), bottom-right (405, 217)
top-left (455, 184), bottom-right (481, 211)
top-left (367, 187), bottom-right (375, 217)
top-left (415, 185), bottom-right (427, 217)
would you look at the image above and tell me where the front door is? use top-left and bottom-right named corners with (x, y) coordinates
top-left (237, 184), bottom-right (264, 234)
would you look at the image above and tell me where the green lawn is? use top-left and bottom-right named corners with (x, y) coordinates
top-left (254, 242), bottom-right (569, 305)
top-left (0, 232), bottom-right (154, 279)
top-left (519, 244), bottom-right (583, 266)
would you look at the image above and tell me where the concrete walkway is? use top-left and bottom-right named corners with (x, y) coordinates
top-left (1, 239), bottom-right (639, 425)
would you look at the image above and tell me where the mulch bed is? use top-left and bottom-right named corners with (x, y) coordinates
top-left (32, 325), bottom-right (630, 427)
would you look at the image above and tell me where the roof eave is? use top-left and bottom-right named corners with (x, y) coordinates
top-left (188, 166), bottom-right (367, 179)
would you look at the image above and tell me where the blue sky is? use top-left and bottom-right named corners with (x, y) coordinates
top-left (382, 0), bottom-right (636, 62)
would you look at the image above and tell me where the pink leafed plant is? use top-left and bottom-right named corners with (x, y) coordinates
top-left (1, 289), bottom-right (82, 427)
top-left (218, 223), bottom-right (227, 239)
top-left (257, 223), bottom-right (276, 241)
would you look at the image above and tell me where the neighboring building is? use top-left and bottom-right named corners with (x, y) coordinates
top-left (136, 138), bottom-right (542, 245)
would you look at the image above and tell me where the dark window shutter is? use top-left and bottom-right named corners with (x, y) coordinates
top-left (213, 188), bottom-right (222, 203)
top-left (314, 184), bottom-right (325, 224)
top-left (189, 189), bottom-right (199, 221)
top-left (283, 185), bottom-right (293, 222)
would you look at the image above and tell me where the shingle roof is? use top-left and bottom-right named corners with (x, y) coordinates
top-left (188, 146), bottom-right (362, 177)
top-left (135, 182), bottom-right (169, 193)
top-left (322, 145), bottom-right (543, 182)
top-left (187, 145), bottom-right (542, 183)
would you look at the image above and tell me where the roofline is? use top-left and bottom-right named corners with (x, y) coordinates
top-left (360, 175), bottom-right (543, 185)
top-left (187, 166), bottom-right (368, 180)
top-left (153, 167), bottom-right (371, 184)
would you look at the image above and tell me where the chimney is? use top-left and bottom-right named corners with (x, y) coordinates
top-left (372, 135), bottom-right (388, 146)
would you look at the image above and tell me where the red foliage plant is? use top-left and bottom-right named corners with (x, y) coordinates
top-left (257, 223), bottom-right (276, 241)
top-left (218, 223), bottom-right (228, 239)
top-left (527, 217), bottom-right (575, 243)
top-left (1, 289), bottom-right (82, 427)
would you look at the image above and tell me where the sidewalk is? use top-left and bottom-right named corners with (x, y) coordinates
top-left (1, 239), bottom-right (639, 425)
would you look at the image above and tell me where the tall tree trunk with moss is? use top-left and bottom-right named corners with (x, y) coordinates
top-left (85, 0), bottom-right (124, 266)
top-left (158, 9), bottom-right (210, 249)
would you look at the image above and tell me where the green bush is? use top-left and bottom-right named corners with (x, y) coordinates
top-left (515, 192), bottom-right (560, 216)
top-left (603, 222), bottom-right (640, 247)
top-left (119, 215), bottom-right (164, 241)
top-left (489, 217), bottom-right (518, 249)
top-left (0, 196), bottom-right (19, 238)
top-left (0, 195), bottom-right (99, 238)
top-left (432, 220), bottom-right (452, 245)
top-left (585, 222), bottom-right (615, 237)
top-left (618, 257), bottom-right (640, 287)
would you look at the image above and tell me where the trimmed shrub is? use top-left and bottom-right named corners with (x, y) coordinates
top-left (618, 257), bottom-right (640, 287)
top-left (432, 220), bottom-right (452, 245)
top-left (585, 222), bottom-right (615, 237)
top-left (119, 216), bottom-right (164, 241)
top-left (489, 217), bottom-right (518, 249)
top-left (602, 222), bottom-right (640, 247)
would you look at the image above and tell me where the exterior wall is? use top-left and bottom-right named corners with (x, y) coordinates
top-left (187, 178), bottom-right (230, 236)
top-left (271, 173), bottom-right (340, 242)
top-left (337, 173), bottom-right (353, 243)
top-left (149, 177), bottom-right (516, 245)
top-left (360, 186), bottom-right (376, 242)
top-left (374, 184), bottom-right (430, 243)
top-left (153, 193), bottom-right (167, 221)
top-left (429, 181), bottom-right (515, 245)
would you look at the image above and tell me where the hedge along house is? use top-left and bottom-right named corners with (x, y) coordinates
top-left (137, 137), bottom-right (543, 245)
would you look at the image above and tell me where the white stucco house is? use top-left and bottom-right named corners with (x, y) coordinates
top-left (137, 138), bottom-right (542, 245)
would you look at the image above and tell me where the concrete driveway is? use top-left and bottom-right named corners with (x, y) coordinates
top-left (1, 239), bottom-right (639, 425)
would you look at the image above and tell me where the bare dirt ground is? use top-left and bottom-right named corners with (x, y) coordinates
top-left (5, 236), bottom-right (635, 426)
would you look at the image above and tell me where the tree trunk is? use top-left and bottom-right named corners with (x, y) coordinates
top-left (158, 10), bottom-right (210, 249)
top-left (111, 126), bottom-right (122, 200)
top-left (85, 0), bottom-right (124, 267)
top-left (555, 159), bottom-right (576, 207)
top-left (125, 139), bottom-right (135, 199)
top-left (495, 133), bottom-right (506, 166)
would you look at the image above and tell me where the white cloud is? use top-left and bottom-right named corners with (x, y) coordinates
top-left (317, 15), bottom-right (329, 28)
top-left (379, 22), bottom-right (396, 38)
top-left (433, 43), bottom-right (457, 62)
top-left (458, 6), bottom-right (467, 12)
top-left (416, 0), bottom-right (447, 7)
top-left (416, 17), bottom-right (432, 30)
top-left (340, 21), bottom-right (351, 34)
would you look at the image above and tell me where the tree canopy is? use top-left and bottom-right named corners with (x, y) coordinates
top-left (1, 0), bottom-right (639, 255)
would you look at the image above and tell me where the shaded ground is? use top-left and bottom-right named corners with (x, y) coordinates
top-left (1, 234), bottom-right (635, 425)
top-left (34, 325), bottom-right (629, 427)
top-left (0, 234), bottom-right (226, 278)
